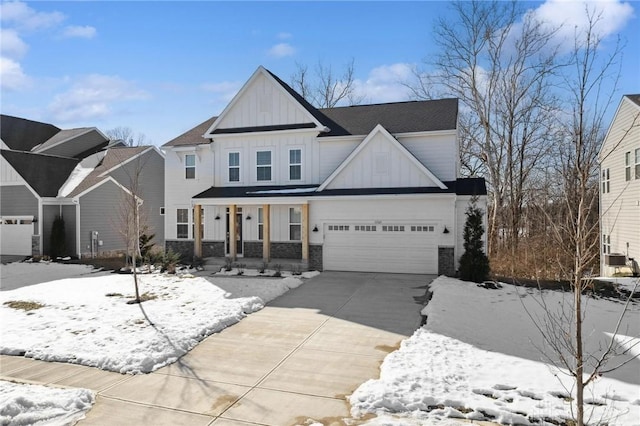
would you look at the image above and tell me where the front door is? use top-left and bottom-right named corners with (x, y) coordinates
top-left (225, 207), bottom-right (243, 256)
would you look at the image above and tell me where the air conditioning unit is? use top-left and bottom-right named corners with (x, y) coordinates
top-left (605, 253), bottom-right (626, 266)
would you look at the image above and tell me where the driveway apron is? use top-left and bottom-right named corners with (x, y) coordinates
top-left (2, 272), bottom-right (431, 425)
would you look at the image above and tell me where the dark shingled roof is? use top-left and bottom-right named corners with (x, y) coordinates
top-left (0, 149), bottom-right (79, 197)
top-left (626, 94), bottom-right (640, 107)
top-left (162, 68), bottom-right (458, 147)
top-left (193, 178), bottom-right (486, 199)
top-left (318, 99), bottom-right (458, 136)
top-left (1, 115), bottom-right (60, 152)
top-left (163, 115), bottom-right (217, 147)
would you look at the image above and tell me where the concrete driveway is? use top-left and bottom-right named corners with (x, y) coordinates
top-left (1, 272), bottom-right (432, 425)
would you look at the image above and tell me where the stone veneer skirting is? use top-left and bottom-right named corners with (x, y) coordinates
top-left (203, 241), bottom-right (225, 258)
top-left (243, 241), bottom-right (263, 258)
top-left (32, 235), bottom-right (41, 256)
top-left (270, 242), bottom-right (302, 259)
top-left (166, 240), bottom-right (194, 261)
top-left (309, 244), bottom-right (323, 271)
top-left (438, 246), bottom-right (455, 276)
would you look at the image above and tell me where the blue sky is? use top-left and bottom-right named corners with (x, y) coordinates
top-left (1, 1), bottom-right (638, 146)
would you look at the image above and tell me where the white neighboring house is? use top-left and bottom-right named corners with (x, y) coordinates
top-left (162, 66), bottom-right (487, 274)
top-left (599, 94), bottom-right (640, 276)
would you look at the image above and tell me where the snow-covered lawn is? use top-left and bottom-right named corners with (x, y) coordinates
top-left (0, 272), bottom-right (304, 373)
top-left (351, 276), bottom-right (640, 425)
top-left (0, 381), bottom-right (94, 426)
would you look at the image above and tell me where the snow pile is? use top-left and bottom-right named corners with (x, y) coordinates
top-left (350, 276), bottom-right (640, 425)
top-left (0, 273), bottom-right (303, 374)
top-left (0, 381), bottom-right (94, 426)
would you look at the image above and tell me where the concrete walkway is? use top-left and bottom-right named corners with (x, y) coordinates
top-left (1, 272), bottom-right (431, 425)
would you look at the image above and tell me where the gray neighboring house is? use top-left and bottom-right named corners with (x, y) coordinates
top-left (0, 114), bottom-right (165, 258)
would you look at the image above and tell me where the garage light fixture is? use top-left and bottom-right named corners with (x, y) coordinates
top-left (443, 226), bottom-right (450, 234)
top-left (313, 225), bottom-right (319, 232)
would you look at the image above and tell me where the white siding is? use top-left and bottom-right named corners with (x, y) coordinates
top-left (324, 131), bottom-right (440, 190)
top-left (600, 98), bottom-right (640, 275)
top-left (318, 138), bottom-right (360, 181)
top-left (215, 73), bottom-right (312, 129)
top-left (398, 132), bottom-right (457, 182)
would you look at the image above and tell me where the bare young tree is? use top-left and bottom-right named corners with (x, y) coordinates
top-left (412, 0), bottom-right (561, 259)
top-left (291, 59), bottom-right (364, 108)
top-left (534, 7), bottom-right (635, 426)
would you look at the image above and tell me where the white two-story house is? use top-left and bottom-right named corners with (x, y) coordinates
top-left (599, 94), bottom-right (640, 276)
top-left (162, 66), bottom-right (486, 274)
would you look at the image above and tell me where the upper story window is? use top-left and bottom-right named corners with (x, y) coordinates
top-left (289, 149), bottom-right (302, 180)
top-left (229, 152), bottom-right (240, 182)
top-left (601, 168), bottom-right (610, 194)
top-left (257, 150), bottom-right (272, 181)
top-left (289, 207), bottom-right (301, 241)
top-left (625, 151), bottom-right (631, 181)
top-left (177, 208), bottom-right (189, 239)
top-left (185, 154), bottom-right (195, 179)
top-left (635, 148), bottom-right (640, 179)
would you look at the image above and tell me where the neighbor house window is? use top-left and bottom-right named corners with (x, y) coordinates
top-left (229, 152), bottom-right (240, 182)
top-left (601, 168), bottom-right (610, 194)
top-left (289, 207), bottom-right (301, 241)
top-left (625, 152), bottom-right (631, 181)
top-left (177, 209), bottom-right (189, 239)
top-left (185, 154), bottom-right (195, 179)
top-left (603, 234), bottom-right (610, 254)
top-left (289, 149), bottom-right (301, 180)
top-left (635, 148), bottom-right (640, 179)
top-left (257, 151), bottom-right (272, 181)
top-left (258, 207), bottom-right (264, 240)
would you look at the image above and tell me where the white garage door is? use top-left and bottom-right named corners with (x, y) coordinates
top-left (323, 223), bottom-right (438, 274)
top-left (0, 216), bottom-right (34, 256)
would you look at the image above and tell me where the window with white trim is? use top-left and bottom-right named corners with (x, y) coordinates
top-left (257, 150), bottom-right (272, 181)
top-left (328, 225), bottom-right (350, 231)
top-left (601, 168), bottom-right (610, 193)
top-left (289, 149), bottom-right (301, 180)
top-left (354, 225), bottom-right (376, 231)
top-left (635, 148), bottom-right (640, 179)
top-left (258, 207), bottom-right (264, 241)
top-left (382, 225), bottom-right (405, 232)
top-left (177, 209), bottom-right (189, 239)
top-left (289, 207), bottom-right (301, 240)
top-left (411, 225), bottom-right (435, 232)
top-left (229, 152), bottom-right (240, 182)
top-left (185, 154), bottom-right (195, 179)
top-left (625, 151), bottom-right (631, 181)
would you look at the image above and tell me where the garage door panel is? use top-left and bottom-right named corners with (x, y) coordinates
top-left (323, 224), bottom-right (437, 274)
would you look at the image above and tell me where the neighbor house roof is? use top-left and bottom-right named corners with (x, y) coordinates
top-left (626, 94), bottom-right (640, 107)
top-left (65, 146), bottom-right (150, 198)
top-left (193, 178), bottom-right (486, 199)
top-left (0, 115), bottom-right (60, 152)
top-left (31, 128), bottom-right (94, 153)
top-left (162, 67), bottom-right (458, 147)
top-left (0, 149), bottom-right (79, 197)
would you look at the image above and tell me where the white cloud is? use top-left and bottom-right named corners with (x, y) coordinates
top-left (528, 0), bottom-right (634, 43)
top-left (0, 1), bottom-right (65, 31)
top-left (353, 63), bottom-right (415, 104)
top-left (61, 25), bottom-right (96, 39)
top-left (48, 74), bottom-right (148, 122)
top-left (0, 56), bottom-right (31, 91)
top-left (0, 29), bottom-right (28, 59)
top-left (267, 43), bottom-right (295, 58)
top-left (201, 80), bottom-right (242, 102)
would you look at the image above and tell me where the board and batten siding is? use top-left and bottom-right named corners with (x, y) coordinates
top-left (318, 138), bottom-right (362, 183)
top-left (214, 72), bottom-right (312, 129)
top-left (398, 132), bottom-right (458, 182)
top-left (600, 98), bottom-right (640, 274)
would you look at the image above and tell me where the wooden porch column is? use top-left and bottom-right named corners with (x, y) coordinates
top-left (302, 203), bottom-right (309, 261)
top-left (194, 204), bottom-right (202, 258)
top-left (229, 204), bottom-right (237, 260)
top-left (263, 204), bottom-right (271, 262)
